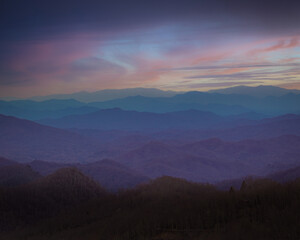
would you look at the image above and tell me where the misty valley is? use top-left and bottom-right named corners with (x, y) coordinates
top-left (0, 86), bottom-right (300, 239)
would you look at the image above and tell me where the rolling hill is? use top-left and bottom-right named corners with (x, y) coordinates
top-left (0, 114), bottom-right (100, 162)
top-left (0, 99), bottom-right (98, 120)
top-left (38, 108), bottom-right (247, 131)
top-left (116, 135), bottom-right (300, 182)
top-left (150, 114), bottom-right (300, 141)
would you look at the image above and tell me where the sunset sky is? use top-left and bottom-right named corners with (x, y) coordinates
top-left (0, 0), bottom-right (299, 98)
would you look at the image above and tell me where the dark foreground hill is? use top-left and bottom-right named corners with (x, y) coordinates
top-left (0, 157), bottom-right (42, 187)
top-left (0, 164), bottom-right (41, 187)
top-left (29, 159), bottom-right (149, 191)
top-left (0, 157), bottom-right (17, 167)
top-left (0, 167), bottom-right (106, 232)
top-left (0, 175), bottom-right (300, 240)
top-left (0, 157), bottom-right (148, 191)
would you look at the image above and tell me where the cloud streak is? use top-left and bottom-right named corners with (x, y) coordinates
top-left (181, 81), bottom-right (264, 88)
top-left (185, 68), bottom-right (300, 80)
top-left (0, 0), bottom-right (300, 97)
top-left (160, 63), bottom-right (300, 71)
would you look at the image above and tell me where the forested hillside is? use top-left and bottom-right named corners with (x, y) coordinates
top-left (0, 173), bottom-right (300, 240)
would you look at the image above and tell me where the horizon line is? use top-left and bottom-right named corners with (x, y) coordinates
top-left (1, 84), bottom-right (300, 100)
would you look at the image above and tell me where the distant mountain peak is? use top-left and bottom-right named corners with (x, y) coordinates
top-left (209, 85), bottom-right (300, 97)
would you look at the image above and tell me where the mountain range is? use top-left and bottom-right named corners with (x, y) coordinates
top-left (1, 86), bottom-right (300, 121)
top-left (13, 85), bottom-right (300, 102)
top-left (88, 91), bottom-right (300, 116)
top-left (28, 88), bottom-right (181, 102)
top-left (1, 85), bottom-right (300, 189)
top-left (1, 113), bottom-right (300, 184)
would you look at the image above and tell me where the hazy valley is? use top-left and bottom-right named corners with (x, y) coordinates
top-left (1, 86), bottom-right (300, 239)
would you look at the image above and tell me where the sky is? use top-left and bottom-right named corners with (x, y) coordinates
top-left (0, 0), bottom-right (300, 98)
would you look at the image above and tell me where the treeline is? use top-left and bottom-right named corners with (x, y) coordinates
top-left (0, 168), bottom-right (105, 232)
top-left (0, 172), bottom-right (300, 240)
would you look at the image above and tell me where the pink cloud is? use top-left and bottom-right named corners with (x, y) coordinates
top-left (248, 37), bottom-right (300, 56)
top-left (3, 33), bottom-right (128, 88)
